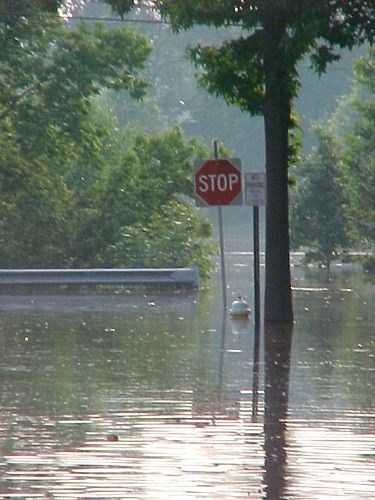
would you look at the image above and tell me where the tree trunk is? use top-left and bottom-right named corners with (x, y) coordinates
top-left (263, 9), bottom-right (294, 323)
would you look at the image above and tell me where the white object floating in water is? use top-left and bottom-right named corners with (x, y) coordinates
top-left (229, 296), bottom-right (251, 319)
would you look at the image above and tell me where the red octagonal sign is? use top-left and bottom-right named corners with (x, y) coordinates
top-left (194, 158), bottom-right (243, 206)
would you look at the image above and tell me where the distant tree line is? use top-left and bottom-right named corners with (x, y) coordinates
top-left (291, 46), bottom-right (375, 273)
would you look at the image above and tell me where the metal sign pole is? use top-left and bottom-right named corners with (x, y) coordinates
top-left (245, 172), bottom-right (266, 329)
top-left (253, 205), bottom-right (261, 331)
top-left (214, 140), bottom-right (227, 310)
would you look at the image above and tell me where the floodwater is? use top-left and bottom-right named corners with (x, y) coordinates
top-left (0, 253), bottom-right (374, 499)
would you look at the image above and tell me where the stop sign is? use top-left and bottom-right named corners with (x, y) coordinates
top-left (194, 158), bottom-right (243, 206)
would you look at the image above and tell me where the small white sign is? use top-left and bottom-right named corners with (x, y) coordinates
top-left (245, 172), bottom-right (267, 206)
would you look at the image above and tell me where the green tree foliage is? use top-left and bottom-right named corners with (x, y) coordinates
top-left (103, 1), bottom-right (375, 322)
top-left (0, 0), bottom-right (63, 18)
top-left (0, 17), bottom-right (151, 140)
top-left (340, 47), bottom-right (375, 246)
top-left (0, 9), bottom-right (152, 267)
top-left (290, 126), bottom-right (354, 271)
top-left (291, 45), bottom-right (375, 272)
top-left (74, 126), bottom-right (211, 270)
top-left (0, 5), bottom-right (217, 277)
top-left (0, 6), bottom-right (151, 177)
top-left (0, 137), bottom-right (73, 267)
top-left (106, 199), bottom-right (215, 279)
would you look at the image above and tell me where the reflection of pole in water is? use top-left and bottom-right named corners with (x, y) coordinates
top-left (218, 310), bottom-right (227, 393)
top-left (213, 310), bottom-right (227, 421)
top-left (263, 323), bottom-right (293, 499)
top-left (218, 316), bottom-right (252, 420)
top-left (251, 321), bottom-right (261, 421)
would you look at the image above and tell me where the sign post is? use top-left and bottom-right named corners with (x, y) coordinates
top-left (195, 147), bottom-right (242, 310)
top-left (245, 172), bottom-right (266, 331)
top-left (214, 141), bottom-right (227, 311)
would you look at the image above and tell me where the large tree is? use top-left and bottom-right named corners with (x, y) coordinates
top-left (104, 1), bottom-right (375, 323)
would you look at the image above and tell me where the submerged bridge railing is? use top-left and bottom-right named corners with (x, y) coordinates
top-left (0, 267), bottom-right (199, 288)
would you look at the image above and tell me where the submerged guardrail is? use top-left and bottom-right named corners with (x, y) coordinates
top-left (0, 267), bottom-right (199, 288)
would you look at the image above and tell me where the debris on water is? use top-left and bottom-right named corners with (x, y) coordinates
top-left (194, 421), bottom-right (211, 428)
top-left (106, 434), bottom-right (119, 442)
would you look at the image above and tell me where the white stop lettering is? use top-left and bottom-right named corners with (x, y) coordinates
top-left (198, 173), bottom-right (239, 192)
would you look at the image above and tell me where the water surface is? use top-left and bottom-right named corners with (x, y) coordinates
top-left (0, 258), bottom-right (374, 498)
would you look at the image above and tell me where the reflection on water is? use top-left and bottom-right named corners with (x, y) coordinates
top-left (264, 324), bottom-right (293, 499)
top-left (0, 265), bottom-right (374, 498)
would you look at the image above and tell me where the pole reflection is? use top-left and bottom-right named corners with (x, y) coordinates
top-left (251, 320), bottom-right (261, 422)
top-left (263, 323), bottom-right (293, 499)
top-left (214, 309), bottom-right (227, 421)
